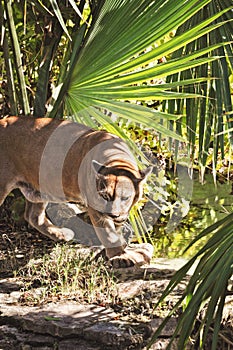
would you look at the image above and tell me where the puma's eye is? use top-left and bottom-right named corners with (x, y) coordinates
top-left (122, 196), bottom-right (130, 201)
top-left (101, 192), bottom-right (111, 201)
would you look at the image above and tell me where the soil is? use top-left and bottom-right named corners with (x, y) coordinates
top-left (0, 192), bottom-right (233, 349)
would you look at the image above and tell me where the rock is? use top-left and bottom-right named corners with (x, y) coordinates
top-left (117, 280), bottom-right (151, 299)
top-left (59, 339), bottom-right (101, 350)
top-left (0, 324), bottom-right (29, 349)
top-left (0, 302), bottom-right (117, 336)
top-left (46, 203), bottom-right (101, 246)
top-left (0, 301), bottom-right (147, 349)
top-left (84, 321), bottom-right (144, 348)
top-left (150, 317), bottom-right (178, 337)
top-left (0, 302), bottom-right (147, 349)
top-left (46, 203), bottom-right (133, 246)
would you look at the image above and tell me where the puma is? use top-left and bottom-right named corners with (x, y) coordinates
top-left (0, 116), bottom-right (153, 267)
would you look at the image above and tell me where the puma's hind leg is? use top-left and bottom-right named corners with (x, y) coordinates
top-left (24, 200), bottom-right (74, 242)
top-left (0, 188), bottom-right (10, 207)
top-left (0, 175), bottom-right (18, 206)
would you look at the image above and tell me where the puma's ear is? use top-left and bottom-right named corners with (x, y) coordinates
top-left (92, 160), bottom-right (106, 175)
top-left (139, 166), bottom-right (153, 181)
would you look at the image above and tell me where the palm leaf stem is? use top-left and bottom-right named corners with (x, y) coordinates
top-left (34, 17), bottom-right (63, 117)
top-left (0, 0), bottom-right (17, 114)
top-left (4, 0), bottom-right (30, 115)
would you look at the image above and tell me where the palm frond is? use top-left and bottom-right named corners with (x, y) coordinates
top-left (5, 0), bottom-right (30, 115)
top-left (165, 0), bottom-right (233, 176)
top-left (55, 0), bottom-right (230, 144)
top-left (148, 212), bottom-right (233, 349)
top-left (0, 1), bottom-right (17, 114)
top-left (49, 0), bottom-right (71, 40)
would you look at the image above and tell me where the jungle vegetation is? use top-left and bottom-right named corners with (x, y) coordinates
top-left (0, 0), bottom-right (233, 349)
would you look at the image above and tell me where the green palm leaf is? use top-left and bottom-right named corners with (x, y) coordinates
top-left (49, 0), bottom-right (71, 40)
top-left (46, 0), bottom-right (231, 140)
top-left (165, 0), bottom-right (233, 177)
top-left (148, 212), bottom-right (233, 349)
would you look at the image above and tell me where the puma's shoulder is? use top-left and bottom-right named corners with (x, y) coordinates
top-left (0, 116), bottom-right (153, 267)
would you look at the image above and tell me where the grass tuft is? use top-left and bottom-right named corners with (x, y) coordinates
top-left (17, 243), bottom-right (117, 306)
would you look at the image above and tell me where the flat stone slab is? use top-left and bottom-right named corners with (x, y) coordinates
top-left (0, 302), bottom-right (148, 349)
top-left (0, 302), bottom-right (116, 335)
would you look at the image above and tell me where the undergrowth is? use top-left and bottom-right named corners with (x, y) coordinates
top-left (16, 243), bottom-right (117, 306)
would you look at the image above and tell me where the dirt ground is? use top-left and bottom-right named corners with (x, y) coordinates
top-left (0, 193), bottom-right (233, 349)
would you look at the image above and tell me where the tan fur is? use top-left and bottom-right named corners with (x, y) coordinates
top-left (0, 116), bottom-right (152, 265)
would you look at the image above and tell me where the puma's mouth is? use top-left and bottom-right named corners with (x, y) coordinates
top-left (107, 214), bottom-right (128, 223)
top-left (98, 210), bottom-right (127, 224)
top-left (114, 218), bottom-right (127, 224)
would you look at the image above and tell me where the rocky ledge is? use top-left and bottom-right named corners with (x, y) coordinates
top-left (0, 260), bottom-right (190, 350)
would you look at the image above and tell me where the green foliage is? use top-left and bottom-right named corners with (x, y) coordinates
top-left (165, 0), bottom-right (233, 179)
top-left (1, 0), bottom-right (232, 156)
top-left (62, 0), bottom-right (229, 140)
top-left (1, 3), bottom-right (233, 348)
top-left (147, 212), bottom-right (233, 349)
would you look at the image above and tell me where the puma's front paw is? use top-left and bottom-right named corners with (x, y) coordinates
top-left (48, 227), bottom-right (75, 242)
top-left (109, 243), bottom-right (154, 268)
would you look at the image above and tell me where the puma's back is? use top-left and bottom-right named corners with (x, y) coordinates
top-left (0, 116), bottom-right (141, 202)
top-left (0, 116), bottom-right (90, 190)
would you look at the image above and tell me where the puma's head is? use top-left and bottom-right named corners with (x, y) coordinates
top-left (92, 160), bottom-right (152, 223)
